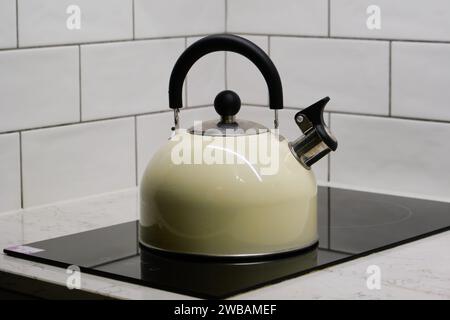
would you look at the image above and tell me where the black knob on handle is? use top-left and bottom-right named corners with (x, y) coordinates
top-left (214, 90), bottom-right (241, 117)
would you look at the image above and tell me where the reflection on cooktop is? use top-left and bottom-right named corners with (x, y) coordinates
top-left (4, 187), bottom-right (450, 299)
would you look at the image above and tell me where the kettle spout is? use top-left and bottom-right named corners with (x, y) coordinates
top-left (289, 97), bottom-right (338, 168)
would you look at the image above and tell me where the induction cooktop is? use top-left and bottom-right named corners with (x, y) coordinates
top-left (4, 187), bottom-right (450, 299)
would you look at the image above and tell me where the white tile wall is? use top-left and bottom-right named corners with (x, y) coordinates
top-left (0, 0), bottom-right (16, 49)
top-left (186, 37), bottom-right (225, 107)
top-left (331, 0), bottom-right (450, 41)
top-left (227, 0), bottom-right (328, 36)
top-left (18, 0), bottom-right (133, 47)
top-left (270, 37), bottom-right (389, 115)
top-left (134, 0), bottom-right (225, 39)
top-left (137, 107), bottom-right (218, 180)
top-left (81, 39), bottom-right (185, 120)
top-left (1, 0), bottom-right (450, 213)
top-left (330, 114), bottom-right (450, 199)
top-left (227, 35), bottom-right (269, 106)
top-left (0, 133), bottom-right (21, 212)
top-left (137, 112), bottom-right (173, 181)
top-left (239, 106), bottom-right (329, 182)
top-left (22, 118), bottom-right (135, 207)
top-left (392, 42), bottom-right (450, 121)
top-left (0, 46), bottom-right (79, 132)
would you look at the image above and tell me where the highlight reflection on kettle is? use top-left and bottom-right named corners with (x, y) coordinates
top-left (139, 34), bottom-right (338, 258)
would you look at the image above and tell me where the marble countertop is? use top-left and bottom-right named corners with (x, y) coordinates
top-left (1, 187), bottom-right (450, 300)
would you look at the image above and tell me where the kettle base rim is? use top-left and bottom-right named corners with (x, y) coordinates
top-left (139, 239), bottom-right (319, 261)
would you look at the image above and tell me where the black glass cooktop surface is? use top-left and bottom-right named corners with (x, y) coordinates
top-left (4, 187), bottom-right (450, 299)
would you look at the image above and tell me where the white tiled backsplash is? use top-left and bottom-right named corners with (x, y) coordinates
top-left (81, 39), bottom-right (185, 120)
top-left (1, 0), bottom-right (450, 212)
top-left (270, 37), bottom-right (390, 115)
top-left (0, 0), bottom-right (17, 49)
top-left (18, 0), bottom-right (133, 47)
top-left (227, 0), bottom-right (328, 36)
top-left (134, 0), bottom-right (225, 38)
top-left (22, 117), bottom-right (136, 207)
top-left (331, 0), bottom-right (450, 41)
top-left (0, 46), bottom-right (80, 132)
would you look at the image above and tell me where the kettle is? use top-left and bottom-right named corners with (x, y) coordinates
top-left (140, 34), bottom-right (337, 258)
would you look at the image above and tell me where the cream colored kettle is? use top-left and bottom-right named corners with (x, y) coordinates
top-left (139, 34), bottom-right (338, 258)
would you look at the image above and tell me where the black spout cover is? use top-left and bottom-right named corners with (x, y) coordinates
top-left (296, 97), bottom-right (338, 151)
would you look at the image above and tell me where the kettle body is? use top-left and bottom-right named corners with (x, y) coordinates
top-left (139, 34), bottom-right (337, 258)
top-left (140, 131), bottom-right (318, 257)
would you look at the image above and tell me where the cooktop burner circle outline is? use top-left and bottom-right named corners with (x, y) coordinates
top-left (330, 199), bottom-right (413, 229)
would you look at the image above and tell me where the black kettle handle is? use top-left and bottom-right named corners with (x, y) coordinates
top-left (168, 34), bottom-right (283, 110)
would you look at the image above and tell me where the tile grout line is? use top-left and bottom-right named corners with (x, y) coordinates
top-left (132, 0), bottom-right (135, 40)
top-left (20, 206), bottom-right (24, 243)
top-left (224, 0), bottom-right (228, 89)
top-left (2, 103), bottom-right (450, 137)
top-left (327, 112), bottom-right (331, 183)
top-left (19, 131), bottom-right (24, 209)
top-left (388, 41), bottom-right (392, 117)
top-left (327, 187), bottom-right (331, 249)
top-left (327, 0), bottom-right (331, 37)
top-left (224, 52), bottom-right (228, 90)
top-left (78, 45), bottom-right (82, 121)
top-left (4, 33), bottom-right (450, 53)
top-left (240, 104), bottom-right (450, 124)
top-left (224, 0), bottom-right (228, 33)
top-left (134, 116), bottom-right (138, 186)
top-left (0, 35), bottom-right (198, 52)
top-left (230, 33), bottom-right (450, 44)
top-left (0, 105), bottom-right (215, 136)
top-left (15, 0), bottom-right (19, 47)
